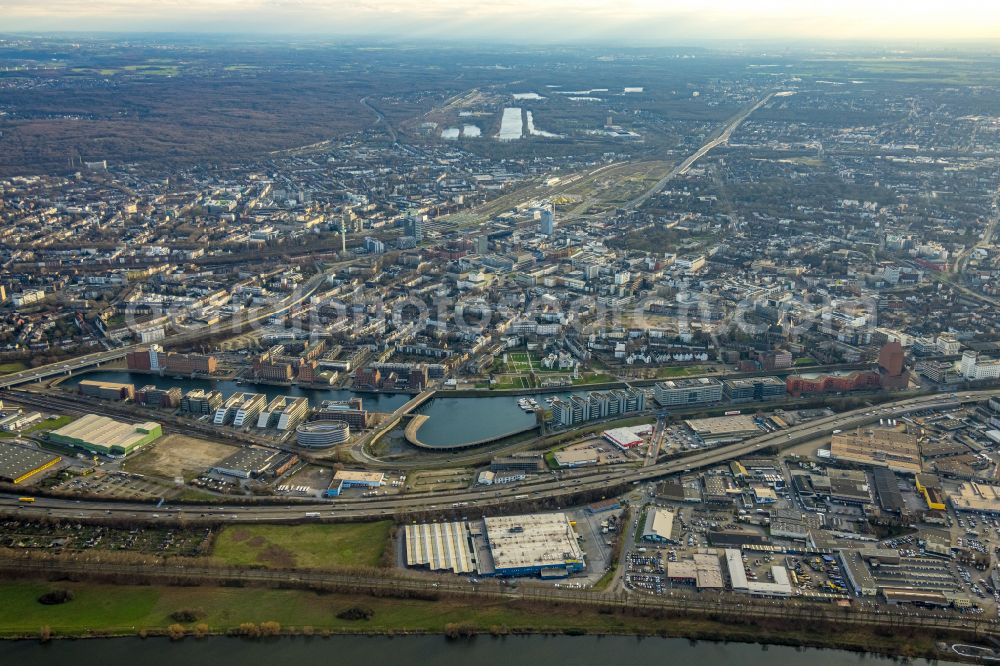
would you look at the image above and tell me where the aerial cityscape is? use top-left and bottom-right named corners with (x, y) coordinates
top-left (2, 2), bottom-right (1000, 664)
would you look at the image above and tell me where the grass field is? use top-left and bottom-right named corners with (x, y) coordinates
top-left (0, 580), bottom-right (948, 656)
top-left (24, 415), bottom-right (75, 433)
top-left (0, 362), bottom-right (27, 375)
top-left (212, 522), bottom-right (392, 570)
top-left (654, 366), bottom-right (704, 378)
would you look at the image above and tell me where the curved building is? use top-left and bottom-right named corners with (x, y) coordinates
top-left (296, 420), bottom-right (350, 448)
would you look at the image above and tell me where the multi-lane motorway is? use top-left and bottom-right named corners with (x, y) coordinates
top-left (3, 389), bottom-right (995, 524)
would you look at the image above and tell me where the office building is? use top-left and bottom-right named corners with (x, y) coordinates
top-left (960, 350), bottom-right (1000, 380)
top-left (182, 389), bottom-right (224, 415)
top-left (539, 207), bottom-right (555, 235)
top-left (654, 377), bottom-right (723, 407)
top-left (722, 376), bottom-right (786, 403)
top-left (313, 398), bottom-right (369, 430)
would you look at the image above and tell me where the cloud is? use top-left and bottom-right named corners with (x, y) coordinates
top-left (1, 0), bottom-right (999, 41)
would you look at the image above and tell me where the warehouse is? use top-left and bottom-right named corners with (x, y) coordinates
top-left (326, 470), bottom-right (386, 496)
top-left (641, 508), bottom-right (677, 543)
top-left (829, 427), bottom-right (921, 475)
top-left (724, 549), bottom-right (792, 597)
top-left (78, 380), bottom-right (135, 402)
top-left (602, 427), bottom-right (644, 450)
top-left (481, 513), bottom-right (585, 578)
top-left (404, 521), bottom-right (476, 574)
top-left (667, 552), bottom-right (724, 589)
top-left (49, 414), bottom-right (161, 457)
top-left (684, 414), bottom-right (762, 444)
top-left (553, 448), bottom-right (599, 468)
top-left (0, 442), bottom-right (62, 484)
top-left (210, 446), bottom-right (279, 478)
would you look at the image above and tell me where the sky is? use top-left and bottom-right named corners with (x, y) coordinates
top-left (2, 0), bottom-right (1000, 43)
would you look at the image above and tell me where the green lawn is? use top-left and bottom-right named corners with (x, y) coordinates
top-left (571, 373), bottom-right (616, 385)
top-left (0, 580), bottom-right (945, 658)
top-left (0, 361), bottom-right (27, 375)
top-left (654, 366), bottom-right (703, 378)
top-left (0, 580), bottom-right (635, 637)
top-left (25, 415), bottom-right (75, 434)
top-left (212, 522), bottom-right (392, 570)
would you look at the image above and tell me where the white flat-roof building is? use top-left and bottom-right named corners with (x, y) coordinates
top-left (641, 508), bottom-right (676, 543)
top-left (484, 513), bottom-right (585, 577)
top-left (724, 548), bottom-right (792, 597)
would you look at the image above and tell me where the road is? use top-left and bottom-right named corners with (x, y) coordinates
top-left (3, 389), bottom-right (995, 523)
top-left (0, 267), bottom-right (332, 390)
top-left (950, 186), bottom-right (998, 276)
top-left (626, 92), bottom-right (781, 210)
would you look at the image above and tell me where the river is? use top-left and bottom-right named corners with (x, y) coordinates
top-left (0, 635), bottom-right (959, 665)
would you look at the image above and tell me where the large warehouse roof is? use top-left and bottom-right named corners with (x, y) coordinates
top-left (50, 414), bottom-right (161, 455)
top-left (405, 521), bottom-right (475, 574)
top-left (484, 513), bottom-right (584, 573)
top-left (0, 442), bottom-right (61, 484)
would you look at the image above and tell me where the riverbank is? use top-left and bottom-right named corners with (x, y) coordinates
top-left (0, 578), bottom-right (972, 661)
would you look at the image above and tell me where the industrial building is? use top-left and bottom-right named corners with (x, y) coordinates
top-left (641, 508), bottom-right (677, 543)
top-left (602, 427), bottom-right (644, 450)
top-left (78, 380), bottom-right (135, 401)
top-left (295, 420), bottom-right (350, 448)
top-left (829, 427), bottom-right (921, 475)
top-left (48, 414), bottom-right (162, 457)
top-left (480, 513), bottom-right (585, 578)
top-left (724, 549), bottom-right (792, 597)
top-left (326, 469), bottom-right (386, 496)
top-left (552, 448), bottom-right (599, 468)
top-left (654, 377), bottom-right (723, 407)
top-left (666, 552), bottom-right (725, 589)
top-left (0, 442), bottom-right (62, 484)
top-left (404, 522), bottom-right (476, 574)
top-left (210, 446), bottom-right (280, 478)
top-left (684, 414), bottom-right (762, 444)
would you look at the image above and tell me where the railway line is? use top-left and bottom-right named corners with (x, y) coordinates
top-left (2, 389), bottom-right (996, 524)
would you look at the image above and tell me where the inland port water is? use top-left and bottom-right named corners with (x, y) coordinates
top-left (59, 371), bottom-right (552, 447)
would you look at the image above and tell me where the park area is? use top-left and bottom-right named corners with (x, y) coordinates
top-left (212, 522), bottom-right (393, 570)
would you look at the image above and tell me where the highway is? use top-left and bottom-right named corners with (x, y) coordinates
top-left (626, 91), bottom-right (780, 210)
top-left (3, 389), bottom-right (996, 523)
